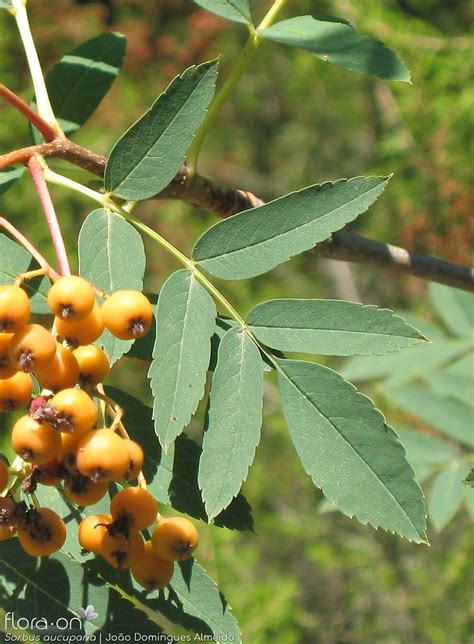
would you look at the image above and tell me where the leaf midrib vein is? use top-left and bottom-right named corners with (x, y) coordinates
top-left (251, 323), bottom-right (419, 340)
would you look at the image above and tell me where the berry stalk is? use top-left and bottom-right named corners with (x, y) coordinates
top-left (10, 0), bottom-right (63, 136)
top-left (27, 156), bottom-right (70, 276)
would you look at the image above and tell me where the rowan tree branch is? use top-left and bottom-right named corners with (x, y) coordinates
top-left (0, 139), bottom-right (472, 292)
top-left (317, 231), bottom-right (474, 293)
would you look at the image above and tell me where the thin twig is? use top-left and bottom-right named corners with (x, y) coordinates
top-left (1, 139), bottom-right (471, 292)
top-left (12, 0), bottom-right (63, 135)
top-left (0, 215), bottom-right (59, 279)
top-left (27, 156), bottom-right (70, 276)
top-left (0, 83), bottom-right (57, 142)
top-left (0, 140), bottom-right (107, 175)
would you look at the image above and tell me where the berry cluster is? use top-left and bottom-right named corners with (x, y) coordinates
top-left (0, 275), bottom-right (199, 590)
top-left (78, 489), bottom-right (199, 588)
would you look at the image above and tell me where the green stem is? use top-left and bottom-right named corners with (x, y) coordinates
top-left (186, 0), bottom-right (288, 176)
top-left (44, 169), bottom-right (247, 326)
top-left (11, 0), bottom-right (64, 136)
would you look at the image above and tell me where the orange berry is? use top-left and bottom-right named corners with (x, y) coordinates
top-left (56, 302), bottom-right (104, 346)
top-left (73, 345), bottom-right (110, 386)
top-left (101, 530), bottom-right (144, 569)
top-left (63, 473), bottom-right (108, 506)
top-left (35, 344), bottom-right (79, 392)
top-left (17, 506), bottom-right (66, 556)
top-left (78, 513), bottom-right (112, 553)
top-left (0, 333), bottom-right (17, 379)
top-left (9, 324), bottom-right (56, 373)
top-left (11, 415), bottom-right (61, 465)
top-left (48, 275), bottom-right (95, 321)
top-left (0, 459), bottom-right (8, 491)
top-left (0, 285), bottom-right (30, 333)
top-left (101, 290), bottom-right (153, 340)
top-left (33, 459), bottom-right (64, 486)
top-left (151, 517), bottom-right (199, 561)
top-left (122, 439), bottom-right (144, 481)
top-left (0, 371), bottom-right (33, 412)
top-left (58, 431), bottom-right (84, 470)
top-left (131, 541), bottom-right (174, 590)
top-left (0, 497), bottom-right (16, 541)
top-left (0, 523), bottom-right (16, 541)
top-left (49, 388), bottom-right (98, 434)
top-left (76, 429), bottom-right (130, 483)
top-left (110, 487), bottom-right (158, 532)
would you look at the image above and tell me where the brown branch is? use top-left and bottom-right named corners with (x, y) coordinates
top-left (318, 231), bottom-right (474, 293)
top-left (0, 140), bottom-right (107, 175)
top-left (0, 139), bottom-right (472, 292)
top-left (0, 142), bottom-right (263, 214)
top-left (159, 165), bottom-right (265, 215)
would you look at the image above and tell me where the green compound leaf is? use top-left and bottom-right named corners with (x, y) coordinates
top-left (429, 282), bottom-right (474, 339)
top-left (95, 387), bottom-right (255, 531)
top-left (387, 386), bottom-right (474, 448)
top-left (193, 176), bottom-right (389, 280)
top-left (32, 32), bottom-right (126, 141)
top-left (395, 425), bottom-right (459, 484)
top-left (199, 328), bottom-right (263, 521)
top-left (0, 540), bottom-right (159, 639)
top-left (446, 352), bottom-right (474, 376)
top-left (464, 484), bottom-right (474, 519)
top-left (277, 359), bottom-right (427, 542)
top-left (149, 269), bottom-right (216, 452)
top-left (193, 0), bottom-right (252, 25)
top-left (105, 61), bottom-right (218, 200)
top-left (340, 339), bottom-right (470, 386)
top-left (428, 463), bottom-right (469, 531)
top-left (169, 433), bottom-right (254, 531)
top-left (393, 311), bottom-right (445, 341)
top-left (247, 299), bottom-right (426, 356)
top-left (0, 233), bottom-right (51, 314)
top-left (85, 554), bottom-right (241, 640)
top-left (170, 559), bottom-right (242, 642)
top-left (464, 469), bottom-right (474, 488)
top-left (0, 166), bottom-right (25, 195)
top-left (423, 370), bottom-right (474, 408)
top-left (258, 16), bottom-right (411, 82)
top-left (78, 208), bottom-right (146, 364)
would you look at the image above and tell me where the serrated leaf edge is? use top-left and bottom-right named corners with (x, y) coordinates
top-left (200, 329), bottom-right (262, 521)
top-left (246, 298), bottom-right (428, 356)
top-left (276, 358), bottom-right (428, 543)
top-left (105, 60), bottom-right (219, 196)
top-left (149, 271), bottom-right (216, 452)
top-left (193, 175), bottom-right (390, 264)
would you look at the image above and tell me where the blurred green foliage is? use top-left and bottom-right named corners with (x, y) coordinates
top-left (0, 1), bottom-right (473, 641)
